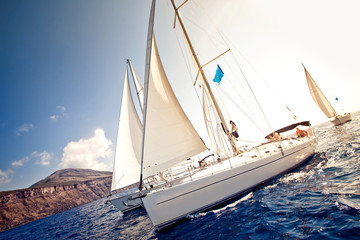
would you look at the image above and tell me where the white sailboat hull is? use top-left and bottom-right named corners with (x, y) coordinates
top-left (142, 137), bottom-right (318, 230)
top-left (331, 113), bottom-right (352, 126)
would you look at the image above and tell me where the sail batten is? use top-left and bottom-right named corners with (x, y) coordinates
top-left (303, 65), bottom-right (337, 118)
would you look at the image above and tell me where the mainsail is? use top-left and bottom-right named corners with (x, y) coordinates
top-left (303, 64), bottom-right (337, 118)
top-left (111, 68), bottom-right (143, 191)
top-left (141, 35), bottom-right (207, 178)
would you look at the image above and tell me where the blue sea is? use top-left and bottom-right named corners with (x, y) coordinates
top-left (1, 116), bottom-right (359, 240)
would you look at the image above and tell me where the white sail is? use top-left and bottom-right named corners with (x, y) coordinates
top-left (141, 35), bottom-right (207, 178)
top-left (111, 69), bottom-right (142, 191)
top-left (303, 65), bottom-right (336, 118)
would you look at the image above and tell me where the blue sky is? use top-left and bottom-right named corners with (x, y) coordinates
top-left (0, 0), bottom-right (152, 191)
top-left (1, 0), bottom-right (360, 191)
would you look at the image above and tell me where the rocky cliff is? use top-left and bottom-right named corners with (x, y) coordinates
top-left (0, 169), bottom-right (113, 232)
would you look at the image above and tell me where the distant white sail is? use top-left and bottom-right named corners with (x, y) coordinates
top-left (111, 69), bottom-right (142, 191)
top-left (303, 65), bottom-right (336, 118)
top-left (141, 35), bottom-right (207, 178)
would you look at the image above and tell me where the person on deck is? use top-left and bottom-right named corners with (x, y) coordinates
top-left (296, 128), bottom-right (308, 138)
top-left (230, 120), bottom-right (239, 139)
top-left (269, 132), bottom-right (280, 141)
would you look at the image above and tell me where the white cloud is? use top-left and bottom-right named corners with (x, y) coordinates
top-left (12, 151), bottom-right (53, 167)
top-left (33, 151), bottom-right (52, 166)
top-left (0, 169), bottom-right (13, 186)
top-left (12, 156), bottom-right (29, 167)
top-left (15, 123), bottom-right (34, 136)
top-left (50, 105), bottom-right (66, 121)
top-left (49, 115), bottom-right (58, 121)
top-left (59, 129), bottom-right (112, 171)
top-left (57, 105), bottom-right (66, 112)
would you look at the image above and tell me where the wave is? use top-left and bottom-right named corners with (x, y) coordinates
top-left (336, 196), bottom-right (360, 210)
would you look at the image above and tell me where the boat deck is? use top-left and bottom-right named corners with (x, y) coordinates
top-left (144, 136), bottom-right (312, 192)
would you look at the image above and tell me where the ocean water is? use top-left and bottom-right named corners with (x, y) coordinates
top-left (1, 116), bottom-right (360, 240)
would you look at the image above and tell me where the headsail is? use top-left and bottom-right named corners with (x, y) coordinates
top-left (303, 64), bottom-right (337, 118)
top-left (111, 68), bottom-right (142, 191)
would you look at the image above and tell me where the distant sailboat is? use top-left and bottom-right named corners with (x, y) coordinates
top-left (109, 0), bottom-right (318, 230)
top-left (109, 59), bottom-right (145, 212)
top-left (302, 64), bottom-right (352, 126)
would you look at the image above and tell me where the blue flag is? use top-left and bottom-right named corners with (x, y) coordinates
top-left (213, 64), bottom-right (224, 84)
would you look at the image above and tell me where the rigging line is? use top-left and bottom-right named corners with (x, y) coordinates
top-left (227, 42), bottom-right (273, 134)
top-left (182, 15), bottom-right (227, 51)
top-left (165, 0), bottom-right (203, 106)
top-left (171, 2), bottom-right (244, 119)
top-left (165, 1), bottom-right (193, 79)
top-left (187, 1), bottom-right (273, 132)
top-left (213, 81), bottom-right (230, 122)
top-left (203, 62), bottom-right (262, 135)
top-left (172, 0), bottom-right (237, 154)
top-left (193, 49), bottom-right (230, 86)
top-left (222, 34), bottom-right (300, 121)
top-left (190, 0), bottom-right (228, 49)
top-left (217, 86), bottom-right (267, 135)
top-left (213, 51), bottom-right (260, 118)
top-left (213, 54), bottom-right (261, 123)
top-left (187, 0), bottom-right (273, 132)
top-left (203, 50), bottom-right (263, 126)
top-left (198, 35), bottom-right (262, 123)
top-left (179, 3), bottom-right (229, 62)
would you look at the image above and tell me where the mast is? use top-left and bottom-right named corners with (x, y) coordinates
top-left (139, 0), bottom-right (156, 190)
top-left (170, 0), bottom-right (238, 154)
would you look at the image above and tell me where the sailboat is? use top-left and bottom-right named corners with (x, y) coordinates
top-left (109, 0), bottom-right (318, 230)
top-left (302, 64), bottom-right (352, 126)
top-left (109, 59), bottom-right (145, 213)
